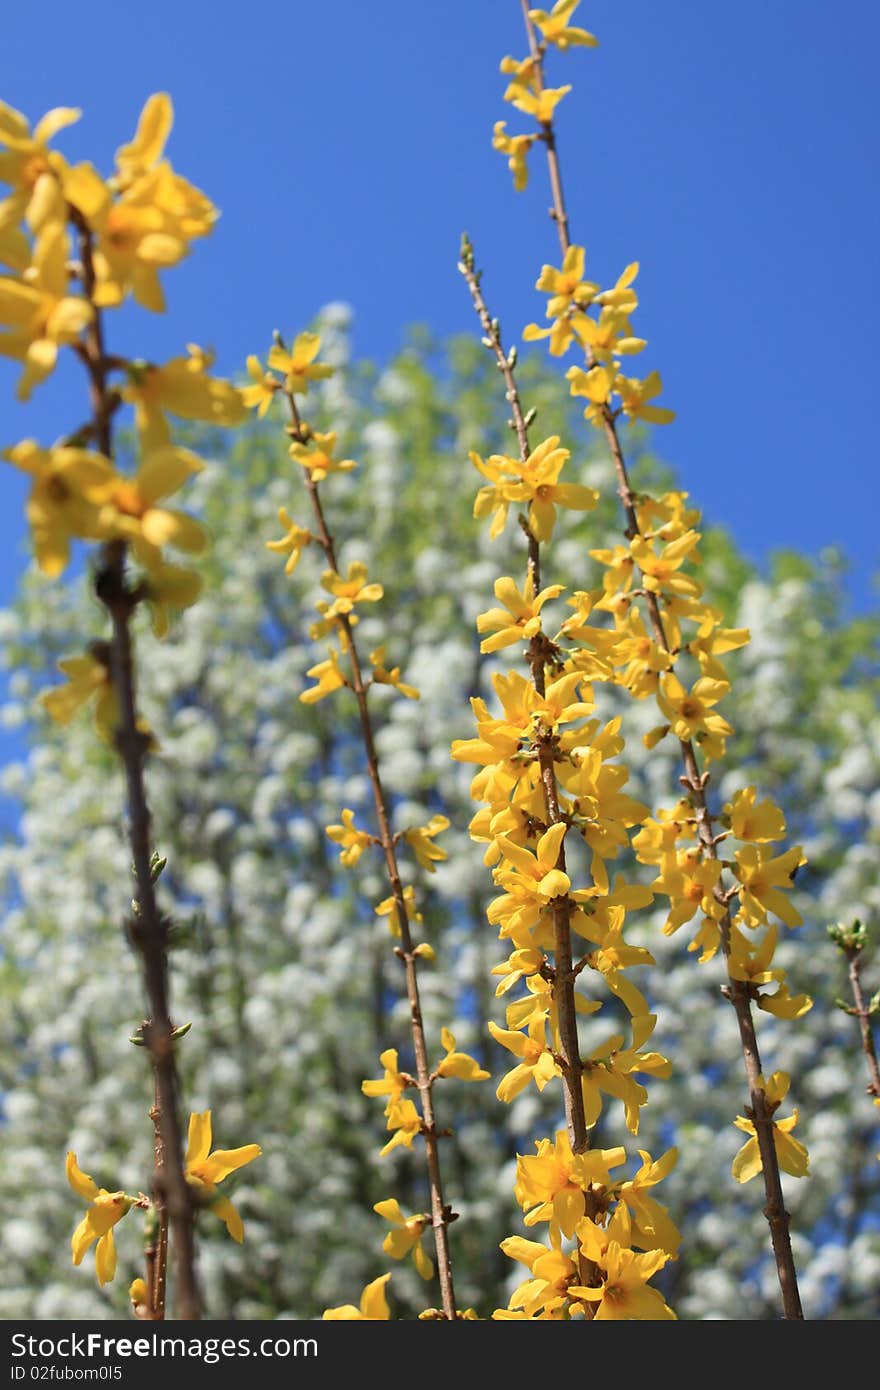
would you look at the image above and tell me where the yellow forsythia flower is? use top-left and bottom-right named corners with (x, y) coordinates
top-left (241, 354), bottom-right (279, 415)
top-left (725, 786), bottom-right (786, 843)
top-left (404, 814), bottom-right (450, 871)
top-left (129, 1278), bottom-right (149, 1315)
top-left (42, 647), bottom-right (118, 742)
top-left (4, 439), bottom-right (115, 576)
top-left (184, 1110), bottom-right (261, 1243)
top-left (66, 1151), bottom-right (132, 1287)
top-left (476, 575), bottom-right (564, 653)
top-left (96, 446), bottom-right (207, 571)
top-left (529, 1), bottom-right (598, 50)
top-left (374, 884), bottom-right (422, 937)
top-left (732, 1072), bottom-right (809, 1184)
top-left (289, 430), bottom-right (357, 482)
top-left (326, 808), bottom-right (374, 866)
top-left (300, 649), bottom-right (346, 704)
top-left (265, 507), bottom-right (313, 574)
top-left (143, 561), bottom-right (202, 639)
top-left (570, 1241), bottom-right (674, 1320)
top-left (380, 1099), bottom-right (422, 1157)
top-left (515, 1131), bottom-right (626, 1239)
top-left (535, 244), bottom-right (597, 317)
top-left (506, 83), bottom-right (572, 125)
top-left (267, 331), bottom-right (333, 395)
top-left (492, 122), bottom-right (536, 191)
top-left (323, 1273), bottom-right (391, 1320)
top-left (615, 1149), bottom-right (682, 1255)
top-left (0, 225), bottom-right (93, 399)
top-left (488, 1016), bottom-right (559, 1102)
top-left (369, 646), bottom-right (419, 699)
top-left (436, 1027), bottom-right (490, 1082)
top-left (122, 345), bottom-right (245, 452)
top-left (373, 1200), bottom-right (434, 1280)
top-left (0, 100), bottom-right (79, 233)
top-left (362, 1049), bottom-right (406, 1107)
top-left (320, 561), bottom-right (383, 617)
top-left (734, 844), bottom-right (805, 928)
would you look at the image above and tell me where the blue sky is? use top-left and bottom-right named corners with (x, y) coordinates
top-left (1, 0), bottom-right (877, 612)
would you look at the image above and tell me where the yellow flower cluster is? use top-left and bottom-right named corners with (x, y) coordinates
top-left (497, 1204), bottom-right (674, 1321)
top-left (495, 5), bottom-right (811, 1215)
top-left (65, 1112), bottom-right (259, 1289)
top-left (588, 481), bottom-right (809, 1188)
top-left (0, 94), bottom-right (246, 741)
top-left (489, 1134), bottom-right (680, 1320)
top-left (452, 416), bottom-right (681, 1315)
top-left (493, 11), bottom-right (673, 431)
top-left (472, 435), bottom-right (597, 542)
top-left (0, 94), bottom-right (259, 1304)
top-left (530, 249), bottom-right (676, 428)
top-left (588, 488), bottom-right (810, 1166)
top-left (255, 330), bottom-right (485, 1319)
top-left (491, 0), bottom-right (594, 193)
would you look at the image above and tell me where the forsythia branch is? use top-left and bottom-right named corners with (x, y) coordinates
top-left (76, 218), bottom-right (201, 1320)
top-left (516, 0), bottom-right (805, 1319)
top-left (254, 342), bottom-right (468, 1318)
top-left (829, 922), bottom-right (880, 1104)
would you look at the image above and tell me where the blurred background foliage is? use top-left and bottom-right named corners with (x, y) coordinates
top-left (0, 307), bottom-right (878, 1319)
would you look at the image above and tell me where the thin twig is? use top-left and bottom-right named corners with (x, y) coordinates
top-left (149, 1079), bottom-right (169, 1319)
top-left (459, 250), bottom-right (588, 1150)
top-left (283, 389), bottom-right (459, 1319)
top-left (844, 947), bottom-right (880, 1100)
top-left (460, 247), bottom-right (603, 1305)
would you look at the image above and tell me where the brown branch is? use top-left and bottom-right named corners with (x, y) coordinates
top-left (839, 937), bottom-right (880, 1100)
top-left (149, 1080), bottom-right (169, 1320)
top-left (520, 0), bottom-right (569, 257)
top-left (73, 213), bottom-right (200, 1320)
top-left (458, 251), bottom-right (588, 1149)
top-left (142, 1221), bottom-right (157, 1320)
top-left (519, 5), bottom-right (804, 1318)
top-left (62, 392), bottom-right (124, 450)
top-left (459, 237), bottom-right (532, 462)
top-left (282, 388), bottom-right (458, 1319)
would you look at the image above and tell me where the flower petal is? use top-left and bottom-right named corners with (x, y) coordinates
top-left (95, 1228), bottom-right (117, 1286)
top-left (66, 1150), bottom-right (99, 1201)
top-left (199, 1144), bottom-right (262, 1184)
top-left (185, 1110), bottom-right (212, 1168)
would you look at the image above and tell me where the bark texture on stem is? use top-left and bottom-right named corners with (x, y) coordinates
top-left (282, 389), bottom-right (458, 1319)
top-left (460, 245), bottom-right (614, 1304)
top-left (149, 1082), bottom-right (169, 1320)
top-left (74, 215), bottom-right (200, 1320)
top-left (845, 949), bottom-right (880, 1100)
top-left (459, 249), bottom-right (588, 1156)
top-left (518, 3), bottom-right (803, 1318)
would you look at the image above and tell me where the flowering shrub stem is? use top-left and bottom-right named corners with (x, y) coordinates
top-left (518, 2), bottom-right (803, 1319)
top-left (75, 218), bottom-right (200, 1321)
top-left (283, 388), bottom-right (459, 1319)
top-left (830, 925), bottom-right (880, 1102)
top-left (846, 954), bottom-right (880, 1101)
top-left (459, 254), bottom-right (588, 1154)
top-left (147, 1080), bottom-right (170, 1319)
